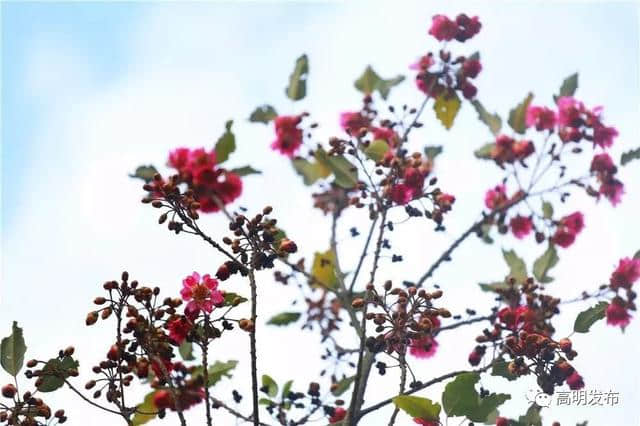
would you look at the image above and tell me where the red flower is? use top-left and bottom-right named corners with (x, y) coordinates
top-left (512, 140), bottom-right (535, 160)
top-left (390, 183), bottom-right (414, 205)
top-left (168, 147), bottom-right (192, 171)
top-left (371, 127), bottom-right (399, 147)
top-left (566, 371), bottom-right (584, 390)
top-left (340, 111), bottom-right (370, 136)
top-left (180, 272), bottom-right (224, 315)
top-left (484, 184), bottom-right (508, 210)
top-left (167, 316), bottom-right (192, 345)
top-left (454, 14), bottom-right (481, 42)
top-left (590, 153), bottom-right (616, 175)
top-left (606, 300), bottom-right (632, 328)
top-left (461, 81), bottom-right (477, 100)
top-left (610, 257), bottom-right (640, 290)
top-left (495, 417), bottom-right (509, 426)
top-left (552, 212), bottom-right (584, 248)
top-left (414, 419), bottom-right (438, 426)
top-left (526, 106), bottom-right (557, 131)
top-left (498, 306), bottom-right (534, 330)
top-left (436, 193), bottom-right (455, 212)
top-left (599, 179), bottom-right (624, 206)
top-left (593, 123), bottom-right (618, 149)
top-left (410, 54), bottom-right (435, 72)
top-left (153, 390), bottom-right (174, 410)
top-left (428, 14), bottom-right (458, 41)
top-left (329, 407), bottom-right (346, 423)
top-left (271, 115), bottom-right (303, 157)
top-left (509, 215), bottom-right (533, 239)
top-left (556, 96), bottom-right (584, 127)
top-left (462, 59), bottom-right (482, 79)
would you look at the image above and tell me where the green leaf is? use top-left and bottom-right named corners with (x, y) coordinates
top-left (517, 404), bottom-right (542, 426)
top-left (508, 93), bottom-right (534, 134)
top-left (132, 391), bottom-right (157, 426)
top-left (1, 321), bottom-right (26, 377)
top-left (214, 120), bottom-right (236, 164)
top-left (229, 166), bottom-right (262, 176)
top-left (291, 156), bottom-right (331, 186)
top-left (331, 375), bottom-right (355, 396)
top-left (442, 373), bottom-right (510, 422)
top-left (542, 201), bottom-right (553, 219)
top-left (434, 92), bottom-right (461, 130)
top-left (354, 65), bottom-right (405, 100)
top-left (491, 357), bottom-right (517, 381)
top-left (424, 145), bottom-right (443, 160)
top-left (471, 100), bottom-right (502, 136)
top-left (130, 165), bottom-right (159, 183)
top-left (392, 395), bottom-right (441, 422)
top-left (259, 397), bottom-right (275, 406)
top-left (311, 249), bottom-right (338, 289)
top-left (285, 54), bottom-right (309, 101)
top-left (178, 342), bottom-right (194, 361)
top-left (223, 292), bottom-right (248, 307)
top-left (38, 356), bottom-right (79, 392)
top-left (479, 282), bottom-right (509, 292)
top-left (249, 105), bottom-right (278, 124)
top-left (193, 360), bottom-right (238, 387)
top-left (474, 143), bottom-right (495, 160)
top-left (364, 139), bottom-right (390, 162)
top-left (554, 73), bottom-right (578, 102)
top-left (442, 373), bottom-right (481, 417)
top-left (282, 380), bottom-right (294, 399)
top-left (262, 374), bottom-right (278, 398)
top-left (315, 149), bottom-right (359, 189)
top-left (267, 312), bottom-right (301, 326)
top-left (532, 244), bottom-right (559, 284)
top-left (502, 249), bottom-right (528, 283)
top-left (574, 302), bottom-right (608, 333)
top-left (621, 147), bottom-right (640, 166)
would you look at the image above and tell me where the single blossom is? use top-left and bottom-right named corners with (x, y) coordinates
top-left (497, 306), bottom-right (535, 331)
top-left (271, 115), bottom-right (303, 157)
top-left (590, 153), bottom-right (616, 175)
top-left (436, 193), bottom-right (456, 212)
top-left (329, 407), bottom-right (346, 424)
top-left (556, 96), bottom-right (584, 127)
top-left (562, 212), bottom-right (584, 234)
top-left (566, 371), bottom-right (585, 390)
top-left (371, 126), bottom-right (399, 147)
top-left (390, 183), bottom-right (414, 205)
top-left (410, 54), bottom-right (435, 71)
top-left (606, 301), bottom-right (632, 328)
top-left (180, 272), bottom-right (224, 315)
top-left (593, 123), bottom-right (618, 148)
top-left (409, 335), bottom-right (439, 359)
top-left (428, 14), bottom-right (458, 41)
top-left (462, 59), bottom-right (482, 78)
top-left (340, 111), bottom-right (370, 136)
top-left (610, 257), bottom-right (640, 290)
top-left (599, 179), bottom-right (624, 206)
top-left (510, 215), bottom-right (533, 239)
top-left (461, 81), bottom-right (477, 100)
top-left (526, 106), bottom-right (557, 131)
top-left (552, 212), bottom-right (584, 248)
top-left (167, 316), bottom-right (193, 344)
top-left (454, 13), bottom-right (481, 42)
top-left (484, 184), bottom-right (508, 210)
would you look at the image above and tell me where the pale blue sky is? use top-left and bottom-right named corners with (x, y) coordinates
top-left (2, 2), bottom-right (639, 425)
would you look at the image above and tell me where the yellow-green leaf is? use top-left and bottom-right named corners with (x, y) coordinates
top-left (471, 100), bottom-right (502, 136)
top-left (132, 391), bottom-right (157, 426)
top-left (392, 395), bottom-right (441, 421)
top-left (434, 92), bottom-right (461, 130)
top-left (214, 120), bottom-right (236, 164)
top-left (364, 139), bottom-right (390, 162)
top-left (574, 302), bottom-right (608, 333)
top-left (533, 243), bottom-right (559, 284)
top-left (508, 93), bottom-right (534, 134)
top-left (285, 54), bottom-right (309, 101)
top-left (249, 105), bottom-right (277, 124)
top-left (311, 249), bottom-right (338, 289)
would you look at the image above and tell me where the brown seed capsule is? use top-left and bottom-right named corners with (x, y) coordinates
top-left (351, 298), bottom-right (365, 309)
top-left (558, 338), bottom-right (572, 353)
top-left (1, 384), bottom-right (17, 398)
top-left (101, 308), bottom-right (112, 320)
top-left (431, 290), bottom-right (443, 299)
top-left (86, 312), bottom-right (99, 326)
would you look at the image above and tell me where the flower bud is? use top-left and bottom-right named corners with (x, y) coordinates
top-left (1, 384), bottom-right (17, 399)
top-left (86, 312), bottom-right (99, 326)
top-left (351, 298), bottom-right (365, 309)
top-left (279, 238), bottom-right (298, 254)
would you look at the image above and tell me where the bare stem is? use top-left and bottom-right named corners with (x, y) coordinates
top-left (202, 314), bottom-right (213, 426)
top-left (249, 269), bottom-right (260, 426)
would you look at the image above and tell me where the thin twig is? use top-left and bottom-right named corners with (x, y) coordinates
top-left (248, 269), bottom-right (260, 426)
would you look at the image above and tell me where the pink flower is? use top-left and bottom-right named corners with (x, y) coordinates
top-left (180, 272), bottom-right (224, 315)
top-left (552, 230), bottom-right (575, 248)
top-left (599, 179), bottom-right (624, 206)
top-left (590, 153), bottom-right (616, 175)
top-left (510, 215), bottom-right (533, 239)
top-left (340, 111), bottom-right (370, 136)
top-left (195, 170), bottom-right (243, 212)
top-left (436, 193), bottom-right (455, 212)
top-left (593, 123), bottom-right (618, 148)
top-left (610, 257), bottom-right (640, 290)
top-left (462, 59), bottom-right (482, 79)
top-left (606, 300), bottom-right (632, 328)
top-left (371, 127), bottom-right (399, 147)
top-left (526, 106), bottom-right (557, 131)
top-left (271, 115), bottom-right (303, 157)
top-left (556, 96), bottom-right (584, 127)
top-left (390, 183), bottom-right (414, 205)
top-left (566, 371), bottom-right (585, 390)
top-left (512, 140), bottom-right (535, 160)
top-left (409, 335), bottom-right (439, 359)
top-left (329, 407), bottom-right (346, 424)
top-left (428, 14), bottom-right (458, 41)
top-left (167, 316), bottom-right (193, 344)
top-left (410, 54), bottom-right (434, 71)
top-left (168, 148), bottom-right (192, 171)
top-left (484, 184), bottom-right (508, 210)
top-left (562, 212), bottom-right (584, 234)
